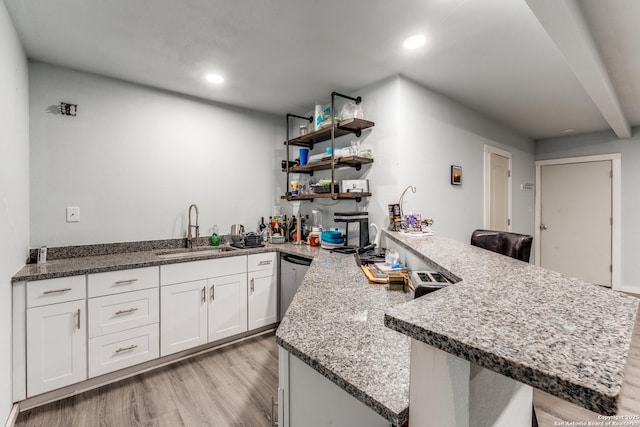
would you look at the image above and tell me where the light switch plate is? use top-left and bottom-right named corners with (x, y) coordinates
top-left (66, 206), bottom-right (80, 222)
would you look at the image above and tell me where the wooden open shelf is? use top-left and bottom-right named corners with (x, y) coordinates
top-left (280, 192), bottom-right (372, 202)
top-left (284, 156), bottom-right (374, 174)
top-left (284, 118), bottom-right (375, 148)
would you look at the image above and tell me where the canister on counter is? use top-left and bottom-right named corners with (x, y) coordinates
top-left (388, 204), bottom-right (401, 231)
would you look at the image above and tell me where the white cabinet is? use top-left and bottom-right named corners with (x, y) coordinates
top-left (248, 253), bottom-right (278, 330)
top-left (26, 299), bottom-right (87, 396)
top-left (160, 255), bottom-right (249, 357)
top-left (88, 324), bottom-right (159, 378)
top-left (208, 273), bottom-right (248, 342)
top-left (88, 288), bottom-right (159, 338)
top-left (160, 280), bottom-right (208, 356)
top-left (87, 267), bottom-right (160, 378)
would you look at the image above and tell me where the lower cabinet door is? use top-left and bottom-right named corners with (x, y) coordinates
top-left (248, 270), bottom-right (278, 330)
top-left (88, 324), bottom-right (159, 377)
top-left (160, 280), bottom-right (208, 357)
top-left (26, 299), bottom-right (87, 396)
top-left (208, 273), bottom-right (248, 342)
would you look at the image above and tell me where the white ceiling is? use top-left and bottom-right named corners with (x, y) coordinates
top-left (4, 0), bottom-right (638, 140)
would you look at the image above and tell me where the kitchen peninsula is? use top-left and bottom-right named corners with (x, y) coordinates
top-left (384, 230), bottom-right (638, 425)
top-left (276, 230), bottom-right (638, 426)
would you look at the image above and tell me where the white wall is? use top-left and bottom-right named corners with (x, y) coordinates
top-left (0, 1), bottom-right (30, 421)
top-left (536, 128), bottom-right (640, 291)
top-left (284, 76), bottom-right (535, 246)
top-left (29, 62), bottom-right (284, 246)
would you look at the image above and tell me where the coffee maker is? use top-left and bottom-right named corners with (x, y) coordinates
top-left (334, 212), bottom-right (370, 248)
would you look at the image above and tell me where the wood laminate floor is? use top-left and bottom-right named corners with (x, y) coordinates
top-left (15, 333), bottom-right (279, 427)
top-left (15, 310), bottom-right (640, 427)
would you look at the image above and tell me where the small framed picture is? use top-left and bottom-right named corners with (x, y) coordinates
top-left (451, 165), bottom-right (462, 185)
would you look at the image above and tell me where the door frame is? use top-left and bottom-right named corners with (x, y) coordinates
top-left (535, 153), bottom-right (621, 290)
top-left (484, 144), bottom-right (512, 231)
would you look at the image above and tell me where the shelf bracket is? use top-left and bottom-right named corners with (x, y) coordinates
top-left (331, 91), bottom-right (361, 105)
top-left (286, 113), bottom-right (313, 123)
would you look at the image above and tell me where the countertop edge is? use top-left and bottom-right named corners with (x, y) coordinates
top-left (384, 313), bottom-right (620, 415)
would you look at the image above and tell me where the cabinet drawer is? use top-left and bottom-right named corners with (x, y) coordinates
top-left (160, 255), bottom-right (246, 286)
top-left (248, 252), bottom-right (277, 272)
top-left (27, 276), bottom-right (86, 308)
top-left (88, 324), bottom-right (159, 378)
top-left (88, 267), bottom-right (159, 298)
top-left (88, 288), bottom-right (159, 338)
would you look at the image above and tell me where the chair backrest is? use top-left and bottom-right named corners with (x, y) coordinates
top-left (470, 229), bottom-right (533, 262)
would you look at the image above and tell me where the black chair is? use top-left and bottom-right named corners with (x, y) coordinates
top-left (470, 229), bottom-right (533, 263)
top-left (470, 228), bottom-right (536, 425)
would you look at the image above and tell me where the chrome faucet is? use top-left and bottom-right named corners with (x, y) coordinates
top-left (187, 204), bottom-right (200, 248)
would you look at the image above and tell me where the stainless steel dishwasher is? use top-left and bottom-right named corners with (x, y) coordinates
top-left (280, 253), bottom-right (312, 319)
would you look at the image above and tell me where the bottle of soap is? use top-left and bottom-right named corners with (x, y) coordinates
top-left (209, 225), bottom-right (221, 247)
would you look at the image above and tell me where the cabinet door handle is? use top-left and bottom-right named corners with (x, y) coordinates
top-left (271, 395), bottom-right (279, 427)
top-left (115, 279), bottom-right (138, 285)
top-left (202, 286), bottom-right (206, 303)
top-left (43, 287), bottom-right (72, 295)
top-left (250, 278), bottom-right (255, 293)
top-left (115, 344), bottom-right (138, 353)
top-left (259, 260), bottom-right (272, 266)
top-left (115, 308), bottom-right (138, 315)
top-left (77, 308), bottom-right (81, 330)
top-left (210, 285), bottom-right (215, 301)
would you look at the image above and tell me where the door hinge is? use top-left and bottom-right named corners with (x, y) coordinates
top-left (610, 265), bottom-right (613, 273)
top-left (508, 170), bottom-right (511, 178)
top-left (508, 218), bottom-right (511, 226)
top-left (610, 170), bottom-right (613, 178)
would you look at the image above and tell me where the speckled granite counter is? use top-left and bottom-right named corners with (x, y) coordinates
top-left (275, 250), bottom-right (413, 426)
top-left (12, 242), bottom-right (320, 283)
top-left (383, 230), bottom-right (638, 415)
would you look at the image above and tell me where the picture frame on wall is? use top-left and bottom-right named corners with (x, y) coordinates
top-left (451, 165), bottom-right (462, 185)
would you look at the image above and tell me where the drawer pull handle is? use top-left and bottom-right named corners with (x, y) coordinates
top-left (272, 395), bottom-right (279, 427)
top-left (202, 286), bottom-right (206, 303)
top-left (115, 344), bottom-right (138, 353)
top-left (210, 285), bottom-right (215, 301)
top-left (77, 309), bottom-right (81, 330)
top-left (115, 308), bottom-right (138, 315)
top-left (43, 288), bottom-right (72, 295)
top-left (250, 278), bottom-right (255, 293)
top-left (259, 260), bottom-right (272, 265)
top-left (115, 279), bottom-right (138, 285)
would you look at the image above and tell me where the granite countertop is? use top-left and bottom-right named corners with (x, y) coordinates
top-left (383, 230), bottom-right (639, 416)
top-left (275, 250), bottom-right (413, 426)
top-left (12, 242), bottom-right (320, 283)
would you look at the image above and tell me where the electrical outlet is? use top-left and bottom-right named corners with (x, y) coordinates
top-left (66, 206), bottom-right (80, 222)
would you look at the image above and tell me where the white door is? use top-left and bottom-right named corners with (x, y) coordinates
top-left (27, 300), bottom-right (87, 396)
top-left (488, 152), bottom-right (511, 231)
top-left (540, 161), bottom-right (612, 286)
top-left (208, 273), bottom-right (248, 342)
top-left (160, 280), bottom-right (208, 356)
top-left (248, 270), bottom-right (278, 330)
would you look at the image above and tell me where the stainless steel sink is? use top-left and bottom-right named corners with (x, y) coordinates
top-left (155, 246), bottom-right (237, 259)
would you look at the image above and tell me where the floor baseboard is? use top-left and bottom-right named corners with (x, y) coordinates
top-left (4, 404), bottom-right (19, 427)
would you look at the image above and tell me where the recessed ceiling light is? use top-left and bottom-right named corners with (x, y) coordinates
top-left (403, 34), bottom-right (427, 50)
top-left (205, 74), bottom-right (224, 84)
top-left (561, 128), bottom-right (575, 133)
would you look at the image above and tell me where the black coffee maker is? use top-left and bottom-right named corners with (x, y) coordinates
top-left (334, 212), bottom-right (370, 248)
